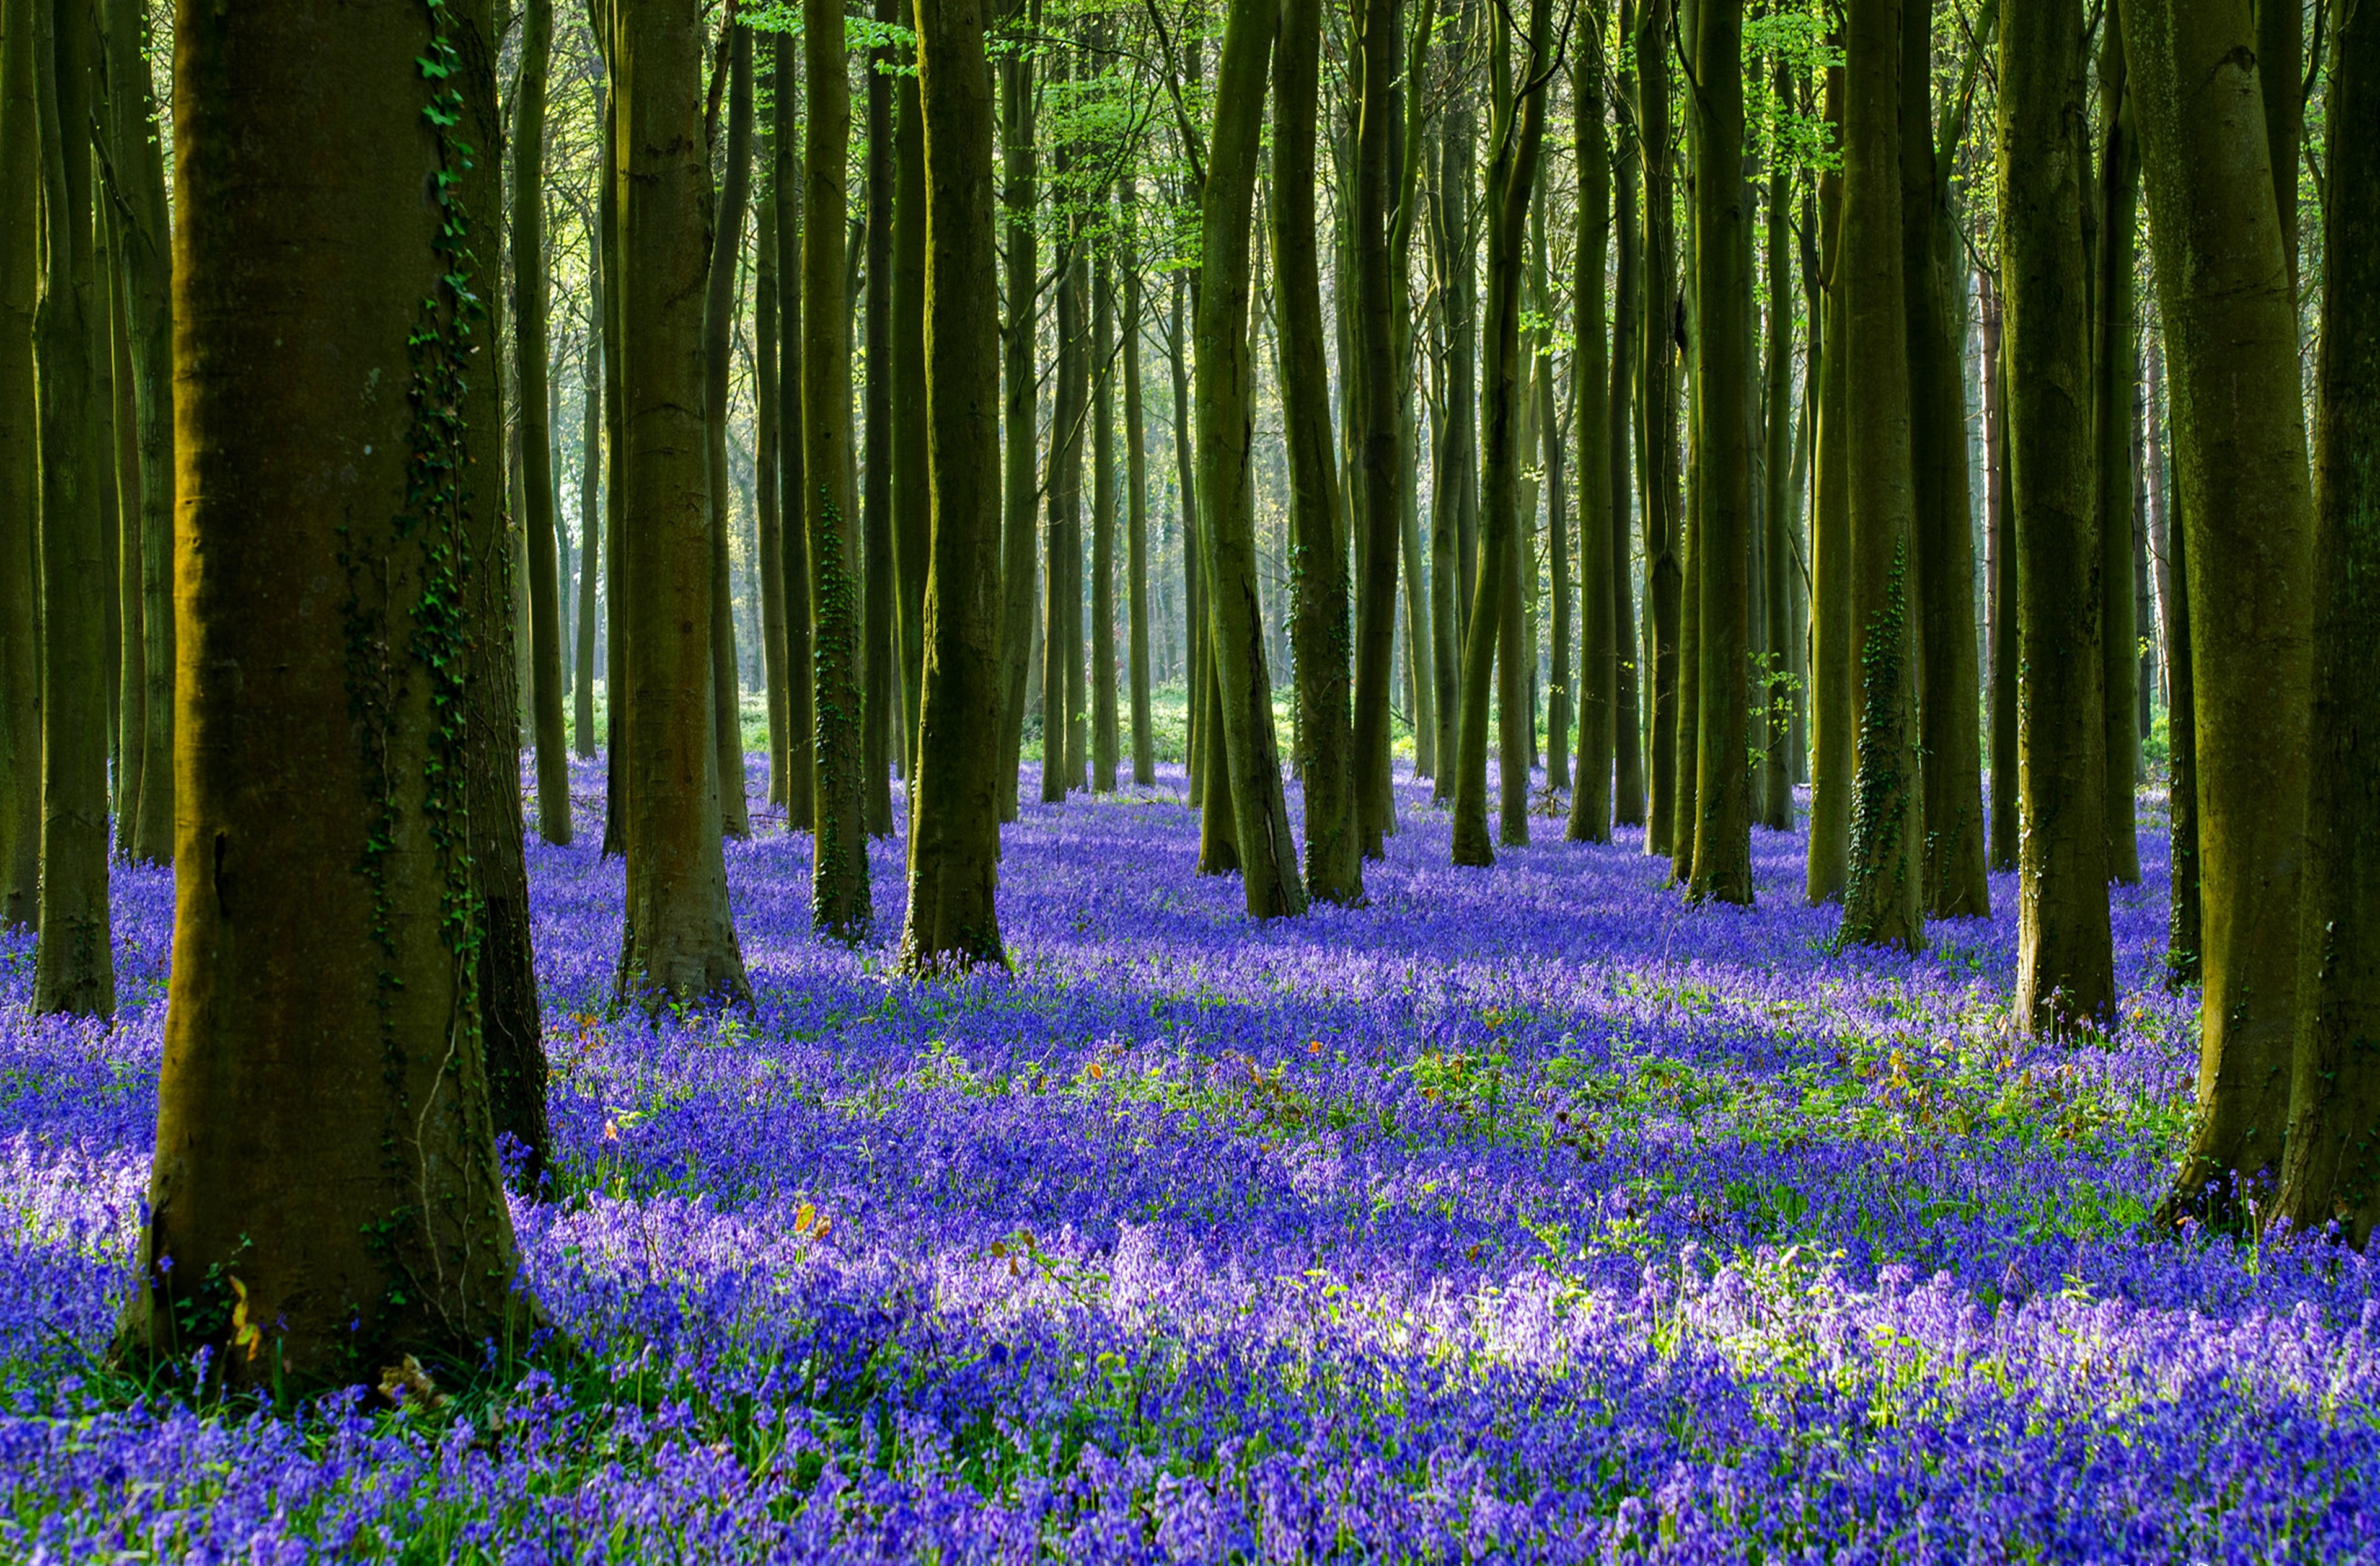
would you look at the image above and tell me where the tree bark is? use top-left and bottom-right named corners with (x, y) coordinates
top-left (2127, 0), bottom-right (2315, 1210)
top-left (1567, 21), bottom-right (1614, 846)
top-left (1041, 234), bottom-right (1088, 803)
top-left (705, 17), bottom-right (754, 840)
top-left (0, 0), bottom-right (36, 924)
top-left (806, 0), bottom-right (873, 937)
top-left (121, 0), bottom-right (531, 1387)
top-left (1610, 13), bottom-right (1646, 829)
top-left (1982, 267), bottom-right (2019, 872)
top-left (1275, 0), bottom-right (1363, 905)
top-left (756, 150), bottom-right (789, 803)
top-left (997, 4), bottom-right (1041, 821)
top-left (1124, 178), bottom-right (1156, 787)
top-left (2001, 0), bottom-right (2115, 1026)
top-left (575, 226), bottom-right (604, 763)
top-left (2093, 2), bottom-right (2143, 885)
top-left (774, 35), bottom-right (814, 833)
top-left (892, 51), bottom-right (930, 794)
top-left (1637, 0), bottom-right (1683, 863)
top-left (1806, 57), bottom-right (1852, 901)
top-left (31, 0), bottom-right (114, 1017)
top-left (1838, 0), bottom-right (1924, 951)
top-left (1349, 0), bottom-right (1406, 855)
top-left (901, 0), bottom-right (1008, 973)
top-left (515, 0), bottom-right (572, 846)
top-left (1759, 64), bottom-right (1796, 834)
top-left (1690, 0), bottom-right (1753, 905)
top-left (615, 0), bottom-right (756, 998)
top-left (860, 0), bottom-right (897, 836)
top-left (1091, 243), bottom-right (1121, 793)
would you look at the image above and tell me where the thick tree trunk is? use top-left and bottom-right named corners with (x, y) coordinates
top-left (893, 56), bottom-right (929, 788)
top-left (615, 0), bottom-right (756, 999)
top-left (121, 0), bottom-right (531, 1387)
top-left (2001, 0), bottom-right (2114, 1027)
top-left (2127, 0), bottom-right (2314, 1211)
top-left (1275, 0), bottom-right (1362, 905)
top-left (515, 0), bottom-right (572, 846)
top-left (2094, 4), bottom-right (2143, 885)
top-left (1806, 60), bottom-right (1852, 902)
top-left (996, 9), bottom-right (1040, 821)
top-left (1838, 0), bottom-right (1924, 952)
top-left (901, 0), bottom-right (1008, 973)
top-left (860, 0), bottom-right (897, 836)
top-left (1759, 72), bottom-right (1796, 834)
top-left (1567, 25), bottom-right (1614, 845)
top-left (101, 0), bottom-right (172, 869)
top-left (1905, 0), bottom-right (1988, 916)
top-left (1610, 27), bottom-right (1646, 829)
top-left (1690, 0), bottom-right (1753, 905)
top-left (600, 69), bottom-right (630, 857)
top-left (703, 20), bottom-right (753, 841)
top-left (774, 38), bottom-right (814, 832)
top-left (31, 0), bottom-right (113, 1017)
top-left (1981, 268), bottom-right (2019, 872)
top-left (1637, 0), bottom-right (1683, 862)
top-left (1197, 0), bottom-right (1304, 916)
top-left (1349, 0), bottom-right (1405, 856)
top-left (806, 0), bottom-right (873, 937)
top-left (0, 0), bottom-right (35, 925)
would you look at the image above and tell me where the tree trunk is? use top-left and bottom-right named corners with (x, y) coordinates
top-left (1610, 19), bottom-right (1646, 829)
top-left (773, 37), bottom-right (814, 834)
top-left (1567, 22), bottom-right (1614, 845)
top-left (575, 227), bottom-right (604, 763)
top-left (893, 52), bottom-right (930, 790)
top-left (1905, 0), bottom-right (1988, 916)
top-left (1197, 0), bottom-right (1304, 916)
top-left (120, 0), bottom-right (531, 1387)
top-left (1637, 0), bottom-right (1683, 862)
top-left (615, 0), bottom-right (757, 998)
top-left (997, 6), bottom-right (1041, 821)
top-left (601, 68), bottom-right (630, 858)
top-left (756, 156), bottom-right (790, 803)
top-left (701, 19), bottom-right (752, 841)
top-left (2001, 0), bottom-right (2114, 1026)
top-left (805, 0), bottom-right (873, 936)
top-left (1349, 0), bottom-right (1406, 855)
top-left (1759, 65), bottom-right (1796, 833)
top-left (1124, 179), bottom-right (1156, 787)
top-left (1091, 243), bottom-right (1121, 793)
top-left (1981, 267), bottom-right (2019, 872)
top-left (1690, 0), bottom-right (1753, 905)
top-left (2127, 0), bottom-right (2315, 1211)
top-left (1275, 0), bottom-right (1362, 905)
top-left (515, 0), bottom-right (572, 846)
top-left (1806, 58), bottom-right (1852, 902)
top-left (1041, 233), bottom-right (1088, 803)
top-left (108, 218), bottom-right (143, 848)
top-left (1838, 0), bottom-right (1924, 952)
top-left (901, 0), bottom-right (1008, 972)
top-left (2092, 5), bottom-right (2143, 885)
top-left (102, 0), bottom-right (172, 869)
top-left (0, 0), bottom-right (36, 925)
top-left (860, 0), bottom-right (897, 836)
top-left (30, 0), bottom-right (114, 1017)
top-left (1170, 271), bottom-right (1204, 796)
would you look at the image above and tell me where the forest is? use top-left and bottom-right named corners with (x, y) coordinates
top-left (0, 0), bottom-right (2374, 1551)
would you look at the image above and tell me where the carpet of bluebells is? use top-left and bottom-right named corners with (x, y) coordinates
top-left (0, 756), bottom-right (2374, 1564)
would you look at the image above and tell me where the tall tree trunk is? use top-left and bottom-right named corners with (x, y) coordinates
top-left (600, 66), bottom-right (630, 857)
top-left (997, 4), bottom-right (1041, 821)
top-left (120, 0), bottom-right (531, 1387)
top-left (860, 0), bottom-right (897, 836)
top-left (1806, 58), bottom-right (1852, 901)
top-left (2002, 0), bottom-right (2114, 1027)
top-left (1171, 272), bottom-right (1204, 798)
top-left (705, 17), bottom-right (754, 840)
top-left (2275, 0), bottom-right (2379, 1242)
top-left (901, 0), bottom-right (1007, 971)
top-left (806, 0), bottom-right (872, 936)
top-left (0, 0), bottom-right (37, 924)
top-left (1124, 178), bottom-right (1156, 787)
top-left (1349, 0), bottom-right (1405, 854)
top-left (30, 0), bottom-right (113, 1017)
top-left (774, 36), bottom-right (814, 833)
top-left (2127, 0), bottom-right (2314, 1211)
top-left (2148, 334), bottom-right (2200, 985)
top-left (1091, 244), bottom-right (1121, 793)
top-left (1905, 0), bottom-right (1988, 916)
top-left (756, 158), bottom-right (790, 802)
top-left (1197, 0), bottom-right (1305, 916)
top-left (893, 53), bottom-right (930, 790)
top-left (1690, 0), bottom-right (1753, 904)
top-left (108, 220), bottom-right (143, 847)
top-left (1637, 0), bottom-right (1683, 862)
top-left (1275, 0), bottom-right (1362, 905)
top-left (1837, 0), bottom-right (1924, 951)
top-left (101, 0), bottom-right (172, 869)
top-left (1042, 230), bottom-right (1088, 803)
top-left (1982, 267), bottom-right (2019, 870)
top-left (1426, 127), bottom-right (1464, 802)
top-left (615, 0), bottom-right (756, 998)
top-left (1568, 20), bottom-right (1615, 845)
top-left (575, 228), bottom-right (604, 763)
top-left (1758, 64), bottom-right (1796, 833)
top-left (515, 0), bottom-right (572, 846)
top-left (1610, 14), bottom-right (1646, 829)
top-left (1391, 8), bottom-right (1438, 794)
top-left (1536, 198), bottom-right (1569, 794)
top-left (2094, 4), bottom-right (2143, 885)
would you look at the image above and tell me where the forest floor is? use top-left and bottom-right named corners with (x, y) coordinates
top-left (0, 760), bottom-right (2372, 1561)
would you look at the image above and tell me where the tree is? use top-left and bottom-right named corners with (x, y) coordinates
top-left (0, 0), bottom-right (41, 927)
top-left (1275, 0), bottom-right (1363, 905)
top-left (806, 0), bottom-right (873, 938)
top-left (893, 42), bottom-right (931, 787)
top-left (1805, 56), bottom-right (1851, 903)
top-left (1567, 14), bottom-right (1615, 846)
top-left (996, 0), bottom-right (1041, 822)
top-left (574, 226), bottom-right (604, 763)
top-left (2001, 0), bottom-right (2113, 1028)
top-left (861, 0), bottom-right (898, 837)
top-left (515, 0), bottom-right (573, 846)
top-left (1836, 0), bottom-right (1923, 952)
top-left (705, 14), bottom-right (754, 841)
top-left (118, 0), bottom-right (531, 1387)
top-left (614, 0), bottom-right (756, 999)
top-left (1349, 0), bottom-right (1406, 855)
top-left (1122, 176), bottom-right (1156, 787)
top-left (756, 139), bottom-right (790, 802)
top-left (2094, 0), bottom-right (2143, 887)
top-left (2275, 0), bottom-right (2379, 1242)
top-left (30, 0), bottom-right (113, 1018)
top-left (773, 35), bottom-right (816, 832)
top-left (1637, 0), bottom-right (1684, 863)
top-left (901, 0), bottom-right (1008, 973)
top-left (1689, 0), bottom-right (1755, 905)
top-left (1758, 60), bottom-right (1796, 835)
top-left (1091, 243), bottom-right (1121, 794)
top-left (2127, 0), bottom-right (2313, 1211)
top-left (1197, 0), bottom-right (1305, 917)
